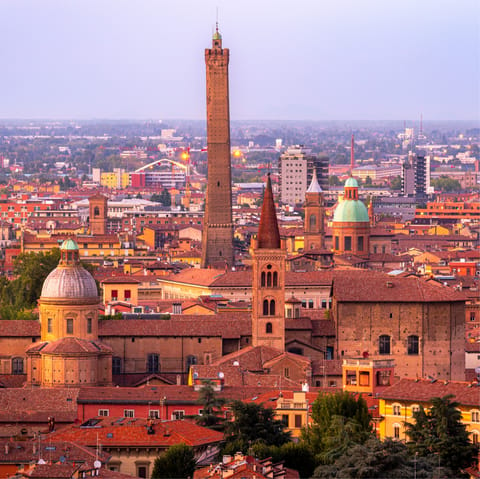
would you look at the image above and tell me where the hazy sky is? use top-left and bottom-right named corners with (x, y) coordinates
top-left (1, 0), bottom-right (478, 121)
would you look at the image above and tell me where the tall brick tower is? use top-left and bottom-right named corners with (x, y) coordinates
top-left (201, 24), bottom-right (234, 269)
top-left (251, 175), bottom-right (286, 352)
top-left (304, 169), bottom-right (325, 251)
top-left (89, 193), bottom-right (107, 236)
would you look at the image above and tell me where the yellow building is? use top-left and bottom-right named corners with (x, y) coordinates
top-left (378, 378), bottom-right (480, 445)
top-left (100, 171), bottom-right (130, 189)
top-left (101, 277), bottom-right (140, 307)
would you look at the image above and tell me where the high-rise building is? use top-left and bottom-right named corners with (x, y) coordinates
top-left (278, 146), bottom-right (328, 206)
top-left (401, 152), bottom-right (429, 200)
top-left (201, 25), bottom-right (234, 269)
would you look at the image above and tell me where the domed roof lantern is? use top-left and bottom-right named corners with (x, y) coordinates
top-left (59, 239), bottom-right (80, 266)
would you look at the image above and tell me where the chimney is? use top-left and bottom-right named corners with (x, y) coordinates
top-left (5, 444), bottom-right (8, 455)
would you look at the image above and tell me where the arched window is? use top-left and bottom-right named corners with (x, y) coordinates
top-left (12, 357), bottom-right (24, 375)
top-left (112, 357), bottom-right (122, 375)
top-left (186, 355), bottom-right (197, 370)
top-left (407, 335), bottom-right (419, 355)
top-left (269, 299), bottom-right (275, 316)
top-left (379, 335), bottom-right (391, 355)
top-left (263, 299), bottom-right (269, 316)
top-left (147, 353), bottom-right (159, 373)
top-left (309, 214), bottom-right (316, 228)
top-left (267, 272), bottom-right (272, 287)
top-left (273, 272), bottom-right (278, 287)
top-left (393, 424), bottom-right (400, 440)
top-left (94, 206), bottom-right (100, 216)
top-left (266, 322), bottom-right (273, 334)
top-left (261, 272), bottom-right (266, 287)
top-left (472, 432), bottom-right (479, 445)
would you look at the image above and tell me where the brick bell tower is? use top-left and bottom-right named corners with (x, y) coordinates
top-left (251, 174), bottom-right (286, 352)
top-left (89, 193), bottom-right (107, 236)
top-left (201, 24), bottom-right (234, 269)
top-left (304, 168), bottom-right (325, 251)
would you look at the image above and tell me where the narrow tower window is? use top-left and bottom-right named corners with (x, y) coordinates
top-left (261, 272), bottom-right (266, 287)
top-left (266, 322), bottom-right (273, 334)
top-left (273, 272), bottom-right (278, 287)
top-left (269, 300), bottom-right (275, 316)
top-left (263, 299), bottom-right (269, 316)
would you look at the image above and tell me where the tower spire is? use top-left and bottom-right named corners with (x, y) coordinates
top-left (350, 134), bottom-right (355, 176)
top-left (257, 174), bottom-right (280, 249)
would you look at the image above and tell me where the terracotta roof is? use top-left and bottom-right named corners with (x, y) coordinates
top-left (212, 345), bottom-right (281, 370)
top-left (162, 268), bottom-right (225, 286)
top-left (49, 417), bottom-right (224, 448)
top-left (101, 276), bottom-right (142, 284)
top-left (24, 463), bottom-right (81, 478)
top-left (0, 320), bottom-right (39, 336)
top-left (0, 440), bottom-right (109, 468)
top-left (332, 270), bottom-right (466, 303)
top-left (41, 337), bottom-right (112, 355)
top-left (99, 316), bottom-right (251, 338)
top-left (0, 388), bottom-right (79, 423)
top-left (378, 378), bottom-right (480, 406)
top-left (257, 175), bottom-right (280, 249)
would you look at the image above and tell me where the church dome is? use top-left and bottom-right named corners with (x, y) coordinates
top-left (333, 200), bottom-right (369, 223)
top-left (344, 177), bottom-right (359, 188)
top-left (40, 240), bottom-right (98, 300)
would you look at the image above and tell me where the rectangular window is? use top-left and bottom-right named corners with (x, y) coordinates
top-left (66, 318), bottom-right (73, 335)
top-left (393, 405), bottom-right (401, 416)
top-left (124, 290), bottom-right (131, 300)
top-left (47, 318), bottom-right (53, 333)
top-left (321, 300), bottom-right (327, 309)
top-left (171, 410), bottom-right (184, 420)
top-left (357, 236), bottom-right (364, 251)
top-left (281, 415), bottom-right (289, 427)
top-left (308, 299), bottom-right (314, 309)
top-left (344, 236), bottom-right (352, 251)
top-left (87, 318), bottom-right (92, 334)
top-left (472, 411), bottom-right (480, 423)
top-left (394, 425), bottom-right (400, 439)
top-left (334, 236), bottom-right (339, 250)
top-left (470, 312), bottom-right (476, 322)
top-left (407, 336), bottom-right (419, 355)
top-left (137, 466), bottom-right (147, 479)
top-left (124, 409), bottom-right (134, 418)
top-left (294, 415), bottom-right (302, 428)
top-left (149, 410), bottom-right (160, 419)
top-left (98, 409), bottom-right (109, 417)
top-left (111, 290), bottom-right (118, 301)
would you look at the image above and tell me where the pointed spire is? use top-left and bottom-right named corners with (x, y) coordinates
top-left (306, 168), bottom-right (322, 193)
top-left (257, 174), bottom-right (280, 249)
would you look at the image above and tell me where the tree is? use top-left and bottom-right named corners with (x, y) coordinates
top-left (195, 380), bottom-right (226, 431)
top-left (222, 401), bottom-right (291, 454)
top-left (390, 175), bottom-right (402, 190)
top-left (328, 175), bottom-right (342, 186)
top-left (303, 391), bottom-right (373, 465)
top-left (151, 443), bottom-right (196, 479)
top-left (312, 437), bottom-right (449, 478)
top-left (404, 395), bottom-right (477, 475)
top-left (364, 176), bottom-right (372, 186)
top-left (431, 176), bottom-right (461, 193)
top-left (249, 441), bottom-right (316, 478)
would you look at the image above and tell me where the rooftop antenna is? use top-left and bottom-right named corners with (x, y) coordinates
top-left (350, 134), bottom-right (355, 176)
top-left (216, 7), bottom-right (219, 33)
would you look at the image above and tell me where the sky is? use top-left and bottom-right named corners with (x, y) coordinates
top-left (0, 0), bottom-right (478, 121)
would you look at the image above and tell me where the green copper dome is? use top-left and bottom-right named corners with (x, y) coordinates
top-left (60, 239), bottom-right (79, 251)
top-left (345, 177), bottom-right (359, 188)
top-left (333, 199), bottom-right (369, 223)
top-left (213, 30), bottom-right (222, 41)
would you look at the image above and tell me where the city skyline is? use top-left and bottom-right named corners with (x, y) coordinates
top-left (1, 0), bottom-right (479, 121)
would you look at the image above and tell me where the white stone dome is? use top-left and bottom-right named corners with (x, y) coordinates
top-left (41, 266), bottom-right (98, 300)
top-left (40, 239), bottom-right (98, 300)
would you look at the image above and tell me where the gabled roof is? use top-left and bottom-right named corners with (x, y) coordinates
top-left (378, 378), bottom-right (480, 406)
top-left (49, 417), bottom-right (224, 448)
top-left (332, 270), bottom-right (466, 303)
